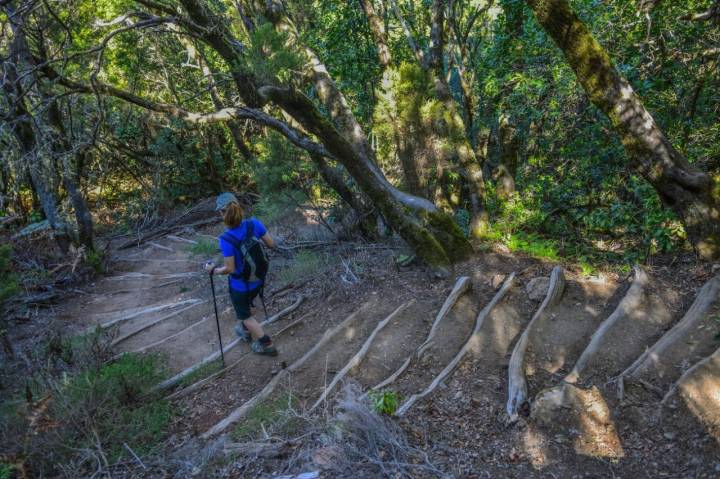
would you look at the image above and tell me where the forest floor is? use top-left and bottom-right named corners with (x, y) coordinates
top-left (3, 201), bottom-right (720, 478)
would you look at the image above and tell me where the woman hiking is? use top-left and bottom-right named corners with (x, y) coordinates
top-left (205, 192), bottom-right (278, 356)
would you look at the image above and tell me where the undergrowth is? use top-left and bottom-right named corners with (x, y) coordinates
top-left (187, 237), bottom-right (219, 257)
top-left (1, 330), bottom-right (171, 477)
top-left (274, 250), bottom-right (329, 287)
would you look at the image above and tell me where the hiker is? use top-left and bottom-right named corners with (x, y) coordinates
top-left (204, 192), bottom-right (278, 356)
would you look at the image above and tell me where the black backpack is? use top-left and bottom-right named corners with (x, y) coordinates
top-left (221, 220), bottom-right (269, 287)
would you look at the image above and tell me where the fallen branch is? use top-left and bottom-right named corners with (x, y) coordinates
top-left (565, 266), bottom-right (647, 384)
top-left (311, 301), bottom-right (414, 411)
top-left (110, 300), bottom-right (206, 346)
top-left (201, 302), bottom-right (373, 438)
top-left (617, 272), bottom-right (720, 395)
top-left (506, 266), bottom-right (565, 420)
top-left (371, 276), bottom-right (471, 391)
top-left (396, 273), bottom-right (516, 417)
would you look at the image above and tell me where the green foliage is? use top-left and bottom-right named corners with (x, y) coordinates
top-left (85, 249), bottom-right (105, 274)
top-left (0, 244), bottom-right (18, 303)
top-left (231, 394), bottom-right (297, 440)
top-left (274, 250), bottom-right (328, 287)
top-left (55, 353), bottom-right (170, 459)
top-left (247, 23), bottom-right (303, 84)
top-left (0, 464), bottom-right (12, 479)
top-left (368, 391), bottom-right (399, 415)
top-left (506, 232), bottom-right (560, 261)
top-left (187, 237), bottom-right (219, 257)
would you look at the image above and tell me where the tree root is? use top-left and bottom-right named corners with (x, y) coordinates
top-left (263, 295), bottom-right (304, 325)
top-left (106, 272), bottom-right (199, 281)
top-left (166, 234), bottom-right (198, 244)
top-left (166, 312), bottom-right (312, 401)
top-left (110, 300), bottom-right (207, 346)
top-left (617, 271), bottom-right (720, 397)
top-left (662, 345), bottom-right (720, 406)
top-left (565, 265), bottom-right (647, 385)
top-left (395, 273), bottom-right (516, 417)
top-left (201, 302), bottom-right (373, 438)
top-left (95, 299), bottom-right (203, 330)
top-left (152, 300), bottom-right (305, 393)
top-left (370, 276), bottom-right (471, 391)
top-left (311, 300), bottom-right (415, 411)
top-left (506, 266), bottom-right (565, 420)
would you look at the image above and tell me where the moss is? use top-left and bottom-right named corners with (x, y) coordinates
top-left (425, 210), bottom-right (474, 262)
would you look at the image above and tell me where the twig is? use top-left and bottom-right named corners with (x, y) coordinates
top-left (123, 443), bottom-right (147, 470)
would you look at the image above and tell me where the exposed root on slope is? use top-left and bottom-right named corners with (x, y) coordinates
top-left (151, 300), bottom-right (303, 392)
top-left (506, 266), bottom-right (565, 420)
top-left (565, 266), bottom-right (648, 384)
top-left (395, 273), bottom-right (516, 417)
top-left (110, 300), bottom-right (207, 346)
top-left (201, 302), bottom-right (374, 438)
top-left (371, 276), bottom-right (471, 391)
top-left (616, 272), bottom-right (720, 400)
top-left (94, 299), bottom-right (204, 330)
top-left (311, 300), bottom-right (415, 411)
top-left (166, 312), bottom-right (311, 401)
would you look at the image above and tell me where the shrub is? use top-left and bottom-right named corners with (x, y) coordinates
top-left (0, 244), bottom-right (18, 303)
top-left (368, 391), bottom-right (400, 415)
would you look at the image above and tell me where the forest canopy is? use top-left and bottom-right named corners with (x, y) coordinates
top-left (1, 0), bottom-right (719, 271)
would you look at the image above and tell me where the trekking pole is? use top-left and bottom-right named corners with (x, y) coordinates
top-left (208, 266), bottom-right (225, 368)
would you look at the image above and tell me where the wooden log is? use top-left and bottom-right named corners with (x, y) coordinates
top-left (311, 300), bottom-right (414, 411)
top-left (564, 266), bottom-right (648, 384)
top-left (506, 266), bottom-right (565, 420)
top-left (618, 272), bottom-right (720, 382)
top-left (395, 273), bottom-right (516, 417)
top-left (371, 276), bottom-right (471, 391)
top-left (201, 302), bottom-right (372, 438)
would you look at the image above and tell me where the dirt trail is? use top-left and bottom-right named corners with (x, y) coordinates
top-left (53, 221), bottom-right (720, 477)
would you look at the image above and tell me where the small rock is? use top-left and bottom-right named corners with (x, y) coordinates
top-left (715, 463), bottom-right (720, 472)
top-left (526, 277), bottom-right (550, 301)
top-left (663, 431), bottom-right (676, 440)
top-left (491, 274), bottom-right (506, 289)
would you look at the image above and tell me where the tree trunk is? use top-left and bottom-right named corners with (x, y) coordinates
top-left (261, 86), bottom-right (473, 272)
top-left (0, 14), bottom-right (70, 252)
top-left (496, 113), bottom-right (518, 199)
top-left (525, 0), bottom-right (720, 259)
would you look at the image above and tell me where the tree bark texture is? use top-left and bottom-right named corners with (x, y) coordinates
top-left (526, 0), bottom-right (720, 259)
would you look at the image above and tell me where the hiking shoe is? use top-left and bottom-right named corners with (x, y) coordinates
top-left (234, 325), bottom-right (251, 342)
top-left (251, 340), bottom-right (278, 357)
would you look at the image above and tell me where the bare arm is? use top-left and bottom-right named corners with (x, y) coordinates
top-left (206, 256), bottom-right (236, 275)
top-left (261, 233), bottom-right (274, 249)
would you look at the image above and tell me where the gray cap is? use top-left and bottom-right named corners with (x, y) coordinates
top-left (215, 192), bottom-right (239, 211)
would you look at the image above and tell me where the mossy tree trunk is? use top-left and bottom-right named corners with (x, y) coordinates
top-left (525, 0), bottom-right (720, 259)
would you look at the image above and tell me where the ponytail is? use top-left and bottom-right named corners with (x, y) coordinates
top-left (223, 202), bottom-right (244, 228)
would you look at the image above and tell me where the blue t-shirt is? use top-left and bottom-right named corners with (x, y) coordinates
top-left (219, 217), bottom-right (268, 292)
